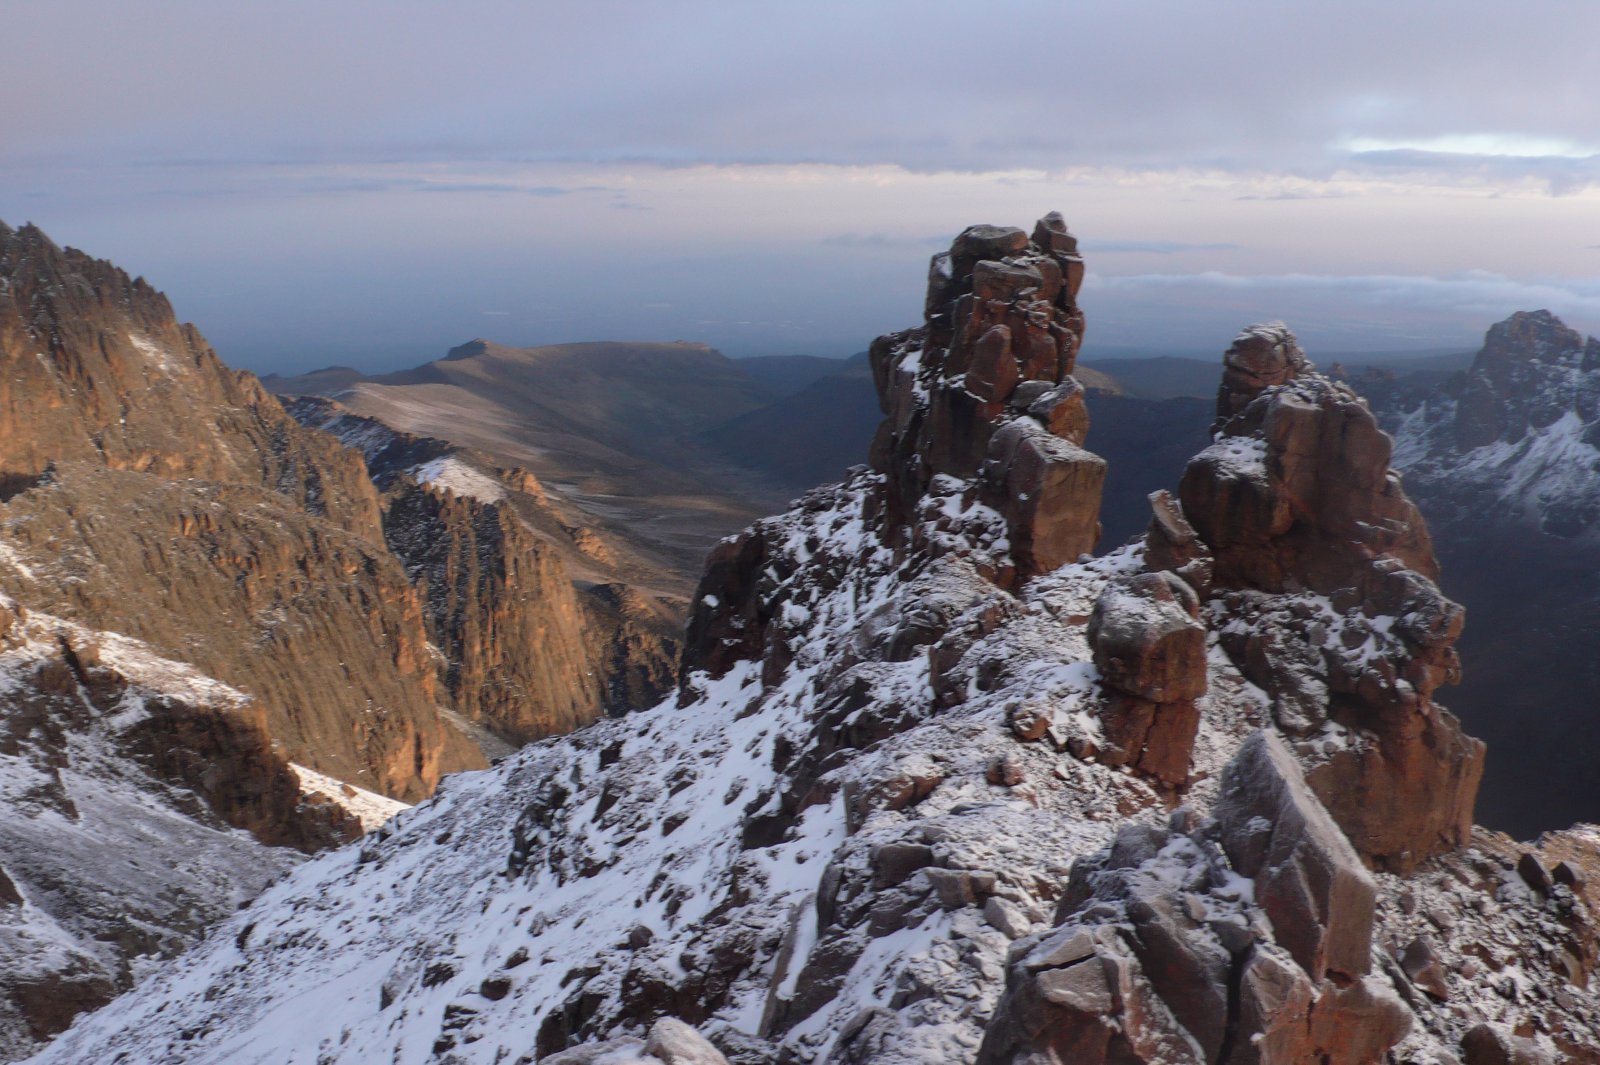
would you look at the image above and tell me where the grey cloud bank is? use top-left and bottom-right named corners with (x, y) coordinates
top-left (3, 1), bottom-right (1598, 371)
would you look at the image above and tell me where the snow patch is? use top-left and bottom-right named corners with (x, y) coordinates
top-left (290, 764), bottom-right (410, 832)
top-left (408, 457), bottom-right (506, 503)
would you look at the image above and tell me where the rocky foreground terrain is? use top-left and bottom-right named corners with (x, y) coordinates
top-left (0, 221), bottom-right (681, 1054)
top-left (29, 217), bottom-right (1599, 1064)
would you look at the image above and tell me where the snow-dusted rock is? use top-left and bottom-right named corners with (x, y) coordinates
top-left (24, 224), bottom-right (1600, 1065)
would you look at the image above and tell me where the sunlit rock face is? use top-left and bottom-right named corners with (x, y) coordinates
top-left (0, 220), bottom-right (484, 800)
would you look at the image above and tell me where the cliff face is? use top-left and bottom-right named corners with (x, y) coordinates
top-left (287, 396), bottom-right (683, 740)
top-left (385, 484), bottom-right (604, 745)
top-left (1389, 309), bottom-right (1600, 540)
top-left (39, 216), bottom-right (1596, 1065)
top-left (0, 464), bottom-right (476, 800)
top-left (0, 222), bottom-right (484, 800)
top-left (0, 222), bottom-right (383, 539)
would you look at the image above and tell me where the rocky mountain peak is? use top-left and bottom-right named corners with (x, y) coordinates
top-left (1477, 308), bottom-right (1587, 373)
top-left (26, 220), bottom-right (1599, 1065)
top-left (867, 214), bottom-right (1102, 581)
top-left (0, 222), bottom-right (486, 802)
top-left (444, 338), bottom-right (516, 361)
top-left (1447, 309), bottom-right (1600, 452)
top-left (1171, 325), bottom-right (1481, 871)
top-left (1214, 320), bottom-right (1313, 425)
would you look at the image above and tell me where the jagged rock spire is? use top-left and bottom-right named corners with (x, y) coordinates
top-left (1148, 322), bottom-right (1483, 872)
top-left (867, 214), bottom-right (1105, 580)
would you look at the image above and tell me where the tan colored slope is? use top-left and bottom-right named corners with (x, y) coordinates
top-left (0, 465), bottom-right (480, 800)
top-left (276, 340), bottom-right (793, 595)
top-left (0, 221), bottom-right (484, 798)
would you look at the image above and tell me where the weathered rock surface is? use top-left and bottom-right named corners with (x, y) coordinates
top-left (1170, 323), bottom-right (1483, 872)
top-left (385, 482), bottom-right (604, 745)
top-left (1087, 571), bottom-right (1206, 783)
top-left (0, 222), bottom-right (383, 539)
top-left (1213, 731), bottom-right (1377, 979)
top-left (288, 396), bottom-right (682, 727)
top-left (30, 219), bottom-right (1598, 1065)
top-left (0, 462), bottom-right (478, 800)
top-left (982, 731), bottom-right (1409, 1065)
top-left (867, 213), bottom-right (1104, 581)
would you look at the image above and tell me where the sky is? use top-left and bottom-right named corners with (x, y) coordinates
top-left (5, 1), bottom-right (1600, 373)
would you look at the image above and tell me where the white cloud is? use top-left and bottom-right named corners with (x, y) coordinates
top-left (1341, 134), bottom-right (1600, 159)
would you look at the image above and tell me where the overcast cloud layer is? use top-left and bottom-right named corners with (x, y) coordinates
top-left (4, 1), bottom-right (1598, 370)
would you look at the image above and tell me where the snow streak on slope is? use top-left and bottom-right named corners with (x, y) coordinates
top-left (407, 457), bottom-right (507, 504)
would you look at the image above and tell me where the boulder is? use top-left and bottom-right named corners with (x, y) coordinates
top-left (1087, 572), bottom-right (1206, 784)
top-left (1461, 1022), bottom-right (1556, 1065)
top-left (642, 1018), bottom-right (728, 1065)
top-left (979, 807), bottom-right (1406, 1065)
top-left (1089, 572), bottom-right (1206, 704)
top-left (1213, 731), bottom-right (1376, 980)
top-left (981, 420), bottom-right (1105, 579)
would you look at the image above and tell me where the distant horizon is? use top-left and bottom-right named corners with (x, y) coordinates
top-left (7, 2), bottom-right (1597, 376)
top-left (249, 330), bottom-right (1483, 382)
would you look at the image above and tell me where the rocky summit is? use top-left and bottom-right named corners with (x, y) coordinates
top-left (28, 217), bottom-right (1599, 1065)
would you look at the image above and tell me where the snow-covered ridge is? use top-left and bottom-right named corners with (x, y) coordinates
top-left (290, 764), bottom-right (410, 833)
top-left (23, 466), bottom-right (1281, 1065)
top-left (408, 456), bottom-right (506, 504)
top-left (1386, 311), bottom-right (1600, 540)
top-left (0, 602), bottom-right (303, 1061)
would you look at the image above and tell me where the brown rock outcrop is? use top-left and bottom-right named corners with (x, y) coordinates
top-left (0, 222), bottom-right (485, 799)
top-left (980, 731), bottom-right (1410, 1065)
top-left (1087, 571), bottom-right (1206, 784)
top-left (868, 214), bottom-right (1104, 580)
top-left (0, 222), bottom-right (383, 540)
top-left (1183, 324), bottom-right (1437, 593)
top-left (0, 463), bottom-right (480, 800)
top-left (1167, 323), bottom-right (1483, 871)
